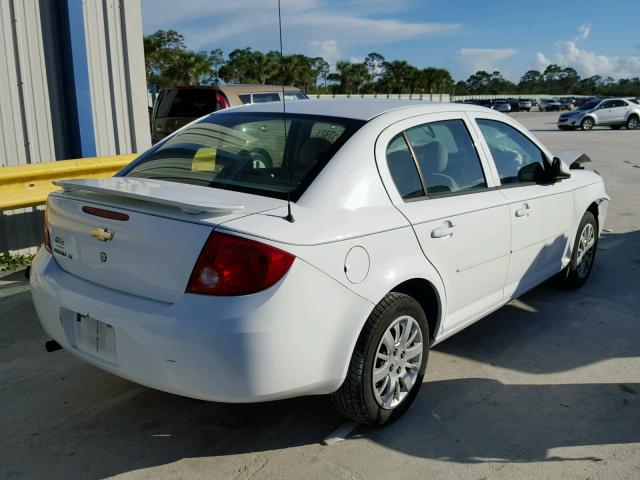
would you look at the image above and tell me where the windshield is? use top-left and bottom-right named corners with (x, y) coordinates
top-left (122, 112), bottom-right (365, 201)
top-left (579, 100), bottom-right (600, 110)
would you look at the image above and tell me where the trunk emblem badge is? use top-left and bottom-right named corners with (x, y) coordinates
top-left (91, 227), bottom-right (114, 242)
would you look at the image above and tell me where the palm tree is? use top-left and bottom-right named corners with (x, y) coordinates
top-left (379, 60), bottom-right (412, 94)
top-left (365, 52), bottom-right (385, 84)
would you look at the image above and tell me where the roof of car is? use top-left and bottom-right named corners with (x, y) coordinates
top-left (215, 98), bottom-right (491, 121)
top-left (169, 84), bottom-right (302, 92)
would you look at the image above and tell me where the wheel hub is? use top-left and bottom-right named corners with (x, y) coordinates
top-left (372, 315), bottom-right (423, 410)
top-left (576, 222), bottom-right (595, 278)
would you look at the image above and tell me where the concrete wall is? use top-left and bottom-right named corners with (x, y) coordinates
top-left (0, 0), bottom-right (150, 253)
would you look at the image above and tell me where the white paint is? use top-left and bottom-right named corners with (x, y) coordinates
top-left (30, 100), bottom-right (609, 407)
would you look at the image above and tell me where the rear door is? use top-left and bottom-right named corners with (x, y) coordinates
top-left (469, 113), bottom-right (573, 297)
top-left (610, 99), bottom-right (630, 123)
top-left (376, 112), bottom-right (510, 333)
top-left (596, 100), bottom-right (618, 124)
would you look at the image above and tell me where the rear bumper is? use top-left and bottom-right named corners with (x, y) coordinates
top-left (30, 250), bottom-right (372, 402)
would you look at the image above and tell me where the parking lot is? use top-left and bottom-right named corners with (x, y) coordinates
top-left (1, 111), bottom-right (639, 480)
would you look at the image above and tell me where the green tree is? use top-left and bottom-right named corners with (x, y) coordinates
top-left (364, 52), bottom-right (385, 84)
top-left (378, 60), bottom-right (412, 94)
top-left (518, 70), bottom-right (543, 93)
top-left (208, 48), bottom-right (225, 83)
top-left (328, 60), bottom-right (369, 94)
top-left (162, 50), bottom-right (213, 85)
top-left (143, 29), bottom-right (187, 86)
top-left (142, 28), bottom-right (640, 97)
top-left (311, 57), bottom-right (330, 92)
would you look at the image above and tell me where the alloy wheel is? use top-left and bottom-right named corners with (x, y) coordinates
top-left (576, 223), bottom-right (596, 278)
top-left (372, 315), bottom-right (423, 409)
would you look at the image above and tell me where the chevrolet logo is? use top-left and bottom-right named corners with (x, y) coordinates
top-left (91, 227), bottom-right (114, 242)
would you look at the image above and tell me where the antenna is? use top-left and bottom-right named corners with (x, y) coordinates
top-left (277, 0), bottom-right (294, 223)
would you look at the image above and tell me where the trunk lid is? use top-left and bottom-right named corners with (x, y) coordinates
top-left (46, 178), bottom-right (285, 303)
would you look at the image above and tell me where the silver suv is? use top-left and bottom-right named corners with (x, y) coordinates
top-left (558, 98), bottom-right (640, 131)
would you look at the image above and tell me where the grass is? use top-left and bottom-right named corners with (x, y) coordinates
top-left (0, 252), bottom-right (34, 272)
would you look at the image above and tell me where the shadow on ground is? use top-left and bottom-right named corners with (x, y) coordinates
top-left (2, 231), bottom-right (639, 478)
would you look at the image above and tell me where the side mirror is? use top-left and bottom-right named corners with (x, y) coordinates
top-left (549, 157), bottom-right (571, 182)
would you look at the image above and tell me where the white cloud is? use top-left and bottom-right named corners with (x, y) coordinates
top-left (142, 0), bottom-right (462, 62)
top-left (532, 52), bottom-right (551, 71)
top-left (534, 24), bottom-right (640, 79)
top-left (574, 23), bottom-right (591, 42)
top-left (310, 40), bottom-right (341, 65)
top-left (455, 48), bottom-right (518, 77)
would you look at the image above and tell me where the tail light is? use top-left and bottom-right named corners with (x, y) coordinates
top-left (215, 92), bottom-right (230, 110)
top-left (43, 208), bottom-right (52, 253)
top-left (187, 232), bottom-right (295, 296)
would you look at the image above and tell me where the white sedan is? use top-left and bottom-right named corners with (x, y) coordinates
top-left (31, 99), bottom-right (609, 426)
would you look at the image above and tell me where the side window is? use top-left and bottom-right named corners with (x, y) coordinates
top-left (601, 100), bottom-right (615, 109)
top-left (283, 92), bottom-right (306, 101)
top-left (386, 134), bottom-right (424, 200)
top-left (238, 94), bottom-right (251, 104)
top-left (405, 119), bottom-right (487, 196)
top-left (476, 119), bottom-right (547, 185)
top-left (252, 93), bottom-right (280, 103)
top-left (612, 100), bottom-right (627, 108)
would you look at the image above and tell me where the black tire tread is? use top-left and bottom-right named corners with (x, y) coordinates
top-left (556, 211), bottom-right (597, 289)
top-left (331, 292), bottom-right (414, 425)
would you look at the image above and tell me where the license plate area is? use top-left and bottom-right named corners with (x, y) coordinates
top-left (73, 314), bottom-right (117, 364)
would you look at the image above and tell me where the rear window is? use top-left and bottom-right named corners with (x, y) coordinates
top-left (284, 92), bottom-right (307, 101)
top-left (122, 112), bottom-right (364, 201)
top-left (252, 93), bottom-right (280, 103)
top-left (167, 89), bottom-right (218, 117)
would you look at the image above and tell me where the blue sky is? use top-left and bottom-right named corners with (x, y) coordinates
top-left (141, 0), bottom-right (640, 81)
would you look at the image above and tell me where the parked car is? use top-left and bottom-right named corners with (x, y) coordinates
top-left (505, 98), bottom-right (521, 112)
top-left (463, 99), bottom-right (494, 109)
top-left (558, 97), bottom-right (640, 130)
top-left (151, 84), bottom-right (307, 143)
top-left (538, 98), bottom-right (561, 111)
top-left (574, 97), bottom-right (599, 108)
top-left (32, 100), bottom-right (608, 426)
top-left (559, 98), bottom-right (573, 111)
top-left (518, 99), bottom-right (532, 111)
top-left (491, 99), bottom-right (511, 112)
top-left (530, 99), bottom-right (539, 108)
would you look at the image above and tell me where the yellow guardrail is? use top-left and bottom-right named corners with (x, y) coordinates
top-left (0, 155), bottom-right (137, 211)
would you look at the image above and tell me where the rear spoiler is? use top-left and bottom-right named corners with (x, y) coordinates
top-left (550, 149), bottom-right (592, 170)
top-left (53, 178), bottom-right (245, 215)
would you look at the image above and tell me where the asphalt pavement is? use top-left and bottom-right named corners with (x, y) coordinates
top-left (1, 111), bottom-right (639, 479)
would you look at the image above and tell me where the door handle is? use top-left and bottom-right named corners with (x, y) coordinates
top-left (431, 222), bottom-right (456, 238)
top-left (515, 204), bottom-right (531, 217)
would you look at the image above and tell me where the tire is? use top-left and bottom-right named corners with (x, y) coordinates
top-left (610, 125), bottom-right (622, 130)
top-left (556, 211), bottom-right (598, 289)
top-left (581, 117), bottom-right (594, 131)
top-left (626, 115), bottom-right (639, 130)
top-left (331, 292), bottom-right (429, 426)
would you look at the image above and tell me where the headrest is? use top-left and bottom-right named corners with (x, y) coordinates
top-left (416, 141), bottom-right (448, 172)
top-left (298, 137), bottom-right (333, 170)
